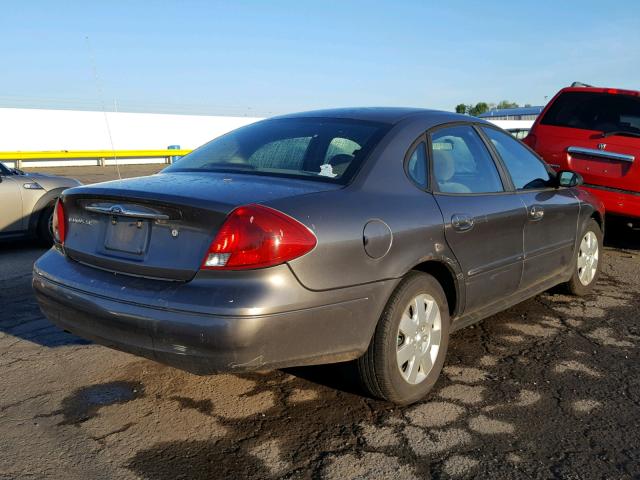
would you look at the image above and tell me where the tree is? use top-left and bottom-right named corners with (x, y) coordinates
top-left (455, 103), bottom-right (467, 114)
top-left (468, 102), bottom-right (489, 116)
top-left (496, 100), bottom-right (519, 109)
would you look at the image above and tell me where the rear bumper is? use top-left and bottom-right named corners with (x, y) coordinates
top-left (583, 185), bottom-right (640, 219)
top-left (32, 249), bottom-right (396, 374)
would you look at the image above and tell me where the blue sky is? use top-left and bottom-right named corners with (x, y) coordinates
top-left (1, 1), bottom-right (639, 116)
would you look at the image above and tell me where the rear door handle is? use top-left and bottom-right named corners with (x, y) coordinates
top-left (452, 214), bottom-right (474, 232)
top-left (529, 205), bottom-right (544, 221)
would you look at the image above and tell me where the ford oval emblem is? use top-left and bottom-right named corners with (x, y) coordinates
top-left (110, 205), bottom-right (123, 214)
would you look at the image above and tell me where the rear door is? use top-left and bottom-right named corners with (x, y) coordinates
top-left (429, 124), bottom-right (527, 314)
top-left (533, 90), bottom-right (640, 194)
top-left (0, 171), bottom-right (24, 233)
top-left (481, 126), bottom-right (580, 289)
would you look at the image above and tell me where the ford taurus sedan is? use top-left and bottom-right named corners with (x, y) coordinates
top-left (33, 108), bottom-right (604, 404)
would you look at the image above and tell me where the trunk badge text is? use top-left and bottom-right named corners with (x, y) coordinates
top-left (68, 217), bottom-right (96, 226)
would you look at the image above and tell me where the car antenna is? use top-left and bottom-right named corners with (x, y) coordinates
top-left (85, 35), bottom-right (121, 180)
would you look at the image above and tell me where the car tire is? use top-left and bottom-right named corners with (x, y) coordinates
top-left (37, 203), bottom-right (55, 246)
top-left (357, 271), bottom-right (450, 405)
top-left (563, 218), bottom-right (603, 296)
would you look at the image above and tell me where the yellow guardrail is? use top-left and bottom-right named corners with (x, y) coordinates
top-left (0, 149), bottom-right (193, 167)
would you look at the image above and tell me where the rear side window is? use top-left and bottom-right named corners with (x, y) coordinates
top-left (166, 118), bottom-right (389, 183)
top-left (406, 141), bottom-right (427, 188)
top-left (541, 91), bottom-right (640, 135)
top-left (482, 127), bottom-right (552, 190)
top-left (430, 125), bottom-right (504, 194)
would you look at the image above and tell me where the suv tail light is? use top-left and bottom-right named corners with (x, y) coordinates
top-left (523, 133), bottom-right (537, 150)
top-left (52, 199), bottom-right (66, 244)
top-left (201, 204), bottom-right (317, 270)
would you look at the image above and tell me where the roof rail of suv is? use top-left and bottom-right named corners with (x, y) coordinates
top-left (570, 81), bottom-right (594, 88)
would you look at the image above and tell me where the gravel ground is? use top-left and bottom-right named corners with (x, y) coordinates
top-left (1, 166), bottom-right (639, 479)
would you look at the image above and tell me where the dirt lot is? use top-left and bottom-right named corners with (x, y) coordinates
top-left (1, 165), bottom-right (639, 479)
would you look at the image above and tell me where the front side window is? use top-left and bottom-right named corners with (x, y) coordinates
top-left (406, 141), bottom-right (427, 188)
top-left (165, 118), bottom-right (389, 183)
top-left (430, 125), bottom-right (504, 194)
top-left (482, 127), bottom-right (552, 190)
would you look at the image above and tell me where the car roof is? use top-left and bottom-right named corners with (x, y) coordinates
top-left (272, 107), bottom-right (476, 126)
top-left (557, 86), bottom-right (640, 97)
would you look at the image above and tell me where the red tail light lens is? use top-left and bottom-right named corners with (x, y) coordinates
top-left (52, 199), bottom-right (66, 244)
top-left (202, 204), bottom-right (317, 270)
top-left (523, 133), bottom-right (537, 150)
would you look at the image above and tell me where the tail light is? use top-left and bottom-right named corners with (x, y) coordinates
top-left (201, 204), bottom-right (316, 270)
top-left (523, 133), bottom-right (537, 150)
top-left (52, 199), bottom-right (66, 244)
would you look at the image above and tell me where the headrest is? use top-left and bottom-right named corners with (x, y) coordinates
top-left (327, 154), bottom-right (353, 166)
top-left (433, 149), bottom-right (455, 182)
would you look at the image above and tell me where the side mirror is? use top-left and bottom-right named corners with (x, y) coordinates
top-left (556, 170), bottom-right (583, 188)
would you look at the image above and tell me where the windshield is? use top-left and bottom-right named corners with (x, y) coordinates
top-left (164, 117), bottom-right (389, 183)
top-left (0, 162), bottom-right (12, 175)
top-left (541, 91), bottom-right (640, 136)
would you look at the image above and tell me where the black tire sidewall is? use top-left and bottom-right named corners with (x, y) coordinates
top-left (376, 273), bottom-right (450, 404)
top-left (37, 205), bottom-right (55, 246)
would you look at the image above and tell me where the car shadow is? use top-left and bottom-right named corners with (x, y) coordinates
top-left (604, 219), bottom-right (640, 250)
top-left (283, 361), bottom-right (370, 397)
top-left (0, 239), bottom-right (91, 348)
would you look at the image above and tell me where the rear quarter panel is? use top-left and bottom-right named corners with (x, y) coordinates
top-left (265, 118), bottom-right (464, 296)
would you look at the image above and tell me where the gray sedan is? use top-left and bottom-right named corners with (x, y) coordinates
top-left (33, 108), bottom-right (604, 404)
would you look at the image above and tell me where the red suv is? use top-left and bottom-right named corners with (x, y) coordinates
top-left (524, 84), bottom-right (640, 224)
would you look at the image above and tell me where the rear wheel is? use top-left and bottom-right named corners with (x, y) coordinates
top-left (357, 272), bottom-right (450, 405)
top-left (37, 204), bottom-right (55, 246)
top-left (563, 219), bottom-right (602, 296)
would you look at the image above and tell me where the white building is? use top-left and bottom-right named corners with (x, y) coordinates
top-left (0, 108), bottom-right (262, 167)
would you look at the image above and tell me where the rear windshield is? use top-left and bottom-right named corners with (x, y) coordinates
top-left (541, 91), bottom-right (640, 135)
top-left (165, 117), bottom-right (389, 183)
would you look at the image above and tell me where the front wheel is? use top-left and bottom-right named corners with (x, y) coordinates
top-left (563, 218), bottom-right (603, 296)
top-left (357, 272), bottom-right (450, 405)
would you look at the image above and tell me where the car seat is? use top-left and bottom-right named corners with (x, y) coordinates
top-left (433, 149), bottom-right (471, 193)
top-left (326, 154), bottom-right (353, 176)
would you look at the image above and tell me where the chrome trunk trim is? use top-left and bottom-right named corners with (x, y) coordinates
top-left (567, 146), bottom-right (635, 163)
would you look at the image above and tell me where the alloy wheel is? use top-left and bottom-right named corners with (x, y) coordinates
top-left (577, 231), bottom-right (599, 286)
top-left (396, 293), bottom-right (442, 385)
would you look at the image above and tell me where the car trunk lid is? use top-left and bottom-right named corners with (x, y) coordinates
top-left (61, 172), bottom-right (340, 281)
